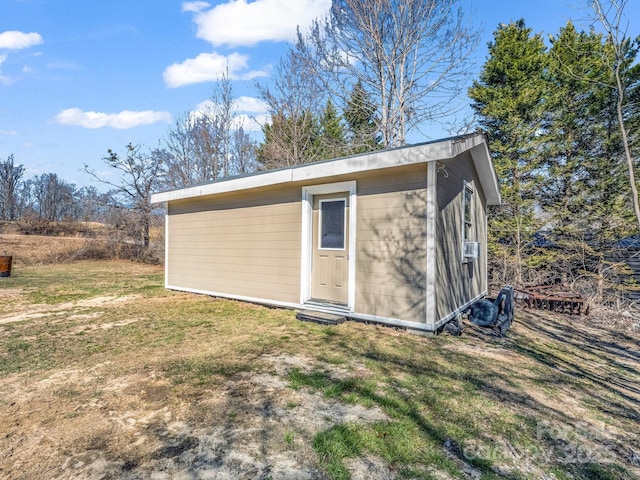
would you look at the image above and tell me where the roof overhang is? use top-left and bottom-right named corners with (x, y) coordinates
top-left (469, 139), bottom-right (501, 205)
top-left (151, 133), bottom-right (501, 205)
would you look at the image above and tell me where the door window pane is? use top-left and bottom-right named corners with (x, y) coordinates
top-left (320, 200), bottom-right (345, 249)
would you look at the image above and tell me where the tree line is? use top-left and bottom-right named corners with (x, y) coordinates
top-left (0, 155), bottom-right (103, 225)
top-left (469, 11), bottom-right (640, 295)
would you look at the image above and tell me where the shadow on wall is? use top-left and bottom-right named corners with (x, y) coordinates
top-left (360, 189), bottom-right (427, 322)
top-left (435, 162), bottom-right (481, 321)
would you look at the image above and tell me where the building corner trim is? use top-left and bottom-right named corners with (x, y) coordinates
top-left (425, 161), bottom-right (437, 326)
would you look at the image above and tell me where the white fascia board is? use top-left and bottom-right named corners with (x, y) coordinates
top-left (470, 142), bottom-right (501, 205)
top-left (151, 134), bottom-right (488, 204)
top-left (165, 285), bottom-right (303, 311)
top-left (151, 169), bottom-right (294, 203)
top-left (164, 214), bottom-right (169, 288)
top-left (346, 312), bottom-right (437, 334)
top-left (451, 133), bottom-right (484, 156)
top-left (433, 291), bottom-right (487, 330)
top-left (291, 142), bottom-right (453, 182)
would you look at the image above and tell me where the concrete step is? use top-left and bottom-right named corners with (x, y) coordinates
top-left (296, 310), bottom-right (346, 325)
top-left (303, 300), bottom-right (350, 315)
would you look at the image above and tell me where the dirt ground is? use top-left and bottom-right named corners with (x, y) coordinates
top-left (1, 356), bottom-right (385, 479)
top-left (0, 293), bottom-right (390, 479)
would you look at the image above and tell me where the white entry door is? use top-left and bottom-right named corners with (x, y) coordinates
top-left (311, 192), bottom-right (349, 304)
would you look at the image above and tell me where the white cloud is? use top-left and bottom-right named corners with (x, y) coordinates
top-left (182, 1), bottom-right (210, 13)
top-left (193, 96), bottom-right (268, 116)
top-left (163, 52), bottom-right (267, 88)
top-left (0, 129), bottom-right (17, 136)
top-left (0, 32), bottom-right (42, 84)
top-left (232, 113), bottom-right (268, 132)
top-left (167, 0), bottom-right (328, 88)
top-left (0, 31), bottom-right (43, 50)
top-left (190, 96), bottom-right (267, 132)
top-left (54, 108), bottom-right (172, 129)
top-left (234, 96), bottom-right (269, 113)
top-left (191, 0), bottom-right (331, 47)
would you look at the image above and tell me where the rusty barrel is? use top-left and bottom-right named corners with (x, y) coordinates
top-left (0, 255), bottom-right (12, 277)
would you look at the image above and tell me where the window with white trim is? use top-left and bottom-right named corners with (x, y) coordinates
top-left (463, 183), bottom-right (473, 242)
top-left (462, 182), bottom-right (478, 261)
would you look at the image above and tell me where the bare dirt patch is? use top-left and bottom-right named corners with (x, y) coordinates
top-left (0, 354), bottom-right (387, 480)
top-left (0, 294), bottom-right (140, 325)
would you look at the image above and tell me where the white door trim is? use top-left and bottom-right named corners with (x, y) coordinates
top-left (301, 181), bottom-right (357, 310)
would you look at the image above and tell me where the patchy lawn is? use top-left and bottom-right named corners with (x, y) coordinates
top-left (0, 260), bottom-right (638, 479)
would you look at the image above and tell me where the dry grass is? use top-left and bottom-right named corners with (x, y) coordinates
top-left (1, 230), bottom-right (164, 266)
top-left (0, 233), bottom-right (94, 265)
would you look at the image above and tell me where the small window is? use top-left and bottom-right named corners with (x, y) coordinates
top-left (463, 183), bottom-right (473, 243)
top-left (320, 199), bottom-right (346, 249)
top-left (462, 182), bottom-right (478, 261)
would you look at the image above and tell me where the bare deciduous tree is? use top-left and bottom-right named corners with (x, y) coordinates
top-left (591, 0), bottom-right (640, 231)
top-left (0, 154), bottom-right (25, 221)
top-left (230, 126), bottom-right (258, 175)
top-left (164, 112), bottom-right (201, 188)
top-left (257, 48), bottom-right (325, 168)
top-left (164, 70), bottom-right (258, 188)
top-left (85, 143), bottom-right (165, 248)
top-left (296, 0), bottom-right (479, 147)
top-left (30, 173), bottom-right (76, 222)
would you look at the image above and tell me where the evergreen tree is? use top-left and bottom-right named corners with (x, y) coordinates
top-left (257, 110), bottom-right (321, 169)
top-left (542, 24), bottom-right (606, 231)
top-left (343, 80), bottom-right (381, 154)
top-left (591, 0), bottom-right (640, 234)
top-left (544, 24), bottom-right (638, 246)
top-left (538, 24), bottom-right (625, 281)
top-left (469, 20), bottom-right (547, 286)
top-left (318, 99), bottom-right (347, 159)
top-left (257, 48), bottom-right (324, 169)
top-left (589, 36), bottom-right (640, 245)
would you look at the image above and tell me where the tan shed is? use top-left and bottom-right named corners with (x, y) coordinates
top-left (151, 133), bottom-right (500, 334)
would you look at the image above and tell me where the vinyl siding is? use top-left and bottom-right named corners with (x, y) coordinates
top-left (354, 164), bottom-right (427, 323)
top-left (166, 186), bottom-right (302, 303)
top-left (435, 152), bottom-right (488, 322)
top-left (163, 159), bottom-right (487, 326)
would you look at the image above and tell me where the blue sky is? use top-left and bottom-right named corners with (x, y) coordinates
top-left (1, 0), bottom-right (638, 189)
